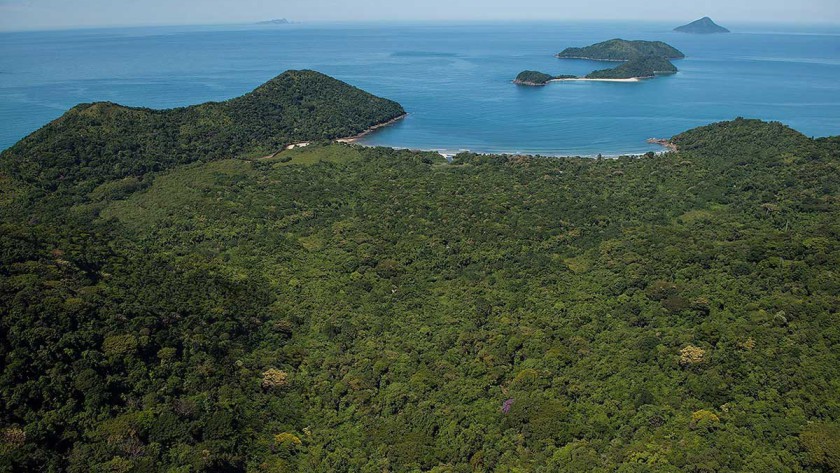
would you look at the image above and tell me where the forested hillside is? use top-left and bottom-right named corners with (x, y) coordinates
top-left (556, 39), bottom-right (685, 60)
top-left (586, 56), bottom-right (678, 79)
top-left (1, 76), bottom-right (839, 473)
top-left (0, 70), bottom-right (405, 193)
top-left (555, 39), bottom-right (683, 80)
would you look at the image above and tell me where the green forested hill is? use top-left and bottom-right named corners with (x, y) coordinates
top-left (513, 71), bottom-right (556, 85)
top-left (514, 71), bottom-right (577, 85)
top-left (585, 55), bottom-right (678, 79)
top-left (557, 39), bottom-right (685, 60)
top-left (0, 70), bottom-right (405, 193)
top-left (554, 39), bottom-right (683, 80)
top-left (1, 83), bottom-right (839, 473)
top-left (675, 17), bottom-right (731, 34)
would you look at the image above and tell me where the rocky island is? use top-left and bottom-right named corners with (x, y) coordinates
top-left (675, 17), bottom-right (730, 34)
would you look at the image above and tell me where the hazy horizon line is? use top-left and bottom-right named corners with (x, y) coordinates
top-left (2, 16), bottom-right (840, 34)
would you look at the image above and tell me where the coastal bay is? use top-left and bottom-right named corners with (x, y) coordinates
top-left (1, 21), bottom-right (839, 156)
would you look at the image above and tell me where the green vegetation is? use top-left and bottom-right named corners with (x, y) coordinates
top-left (1, 64), bottom-right (839, 473)
top-left (0, 69), bottom-right (405, 193)
top-left (514, 70), bottom-right (555, 85)
top-left (557, 39), bottom-right (685, 61)
top-left (586, 55), bottom-right (678, 79)
top-left (675, 17), bottom-right (731, 34)
top-left (550, 39), bottom-right (683, 82)
top-left (513, 71), bottom-right (577, 86)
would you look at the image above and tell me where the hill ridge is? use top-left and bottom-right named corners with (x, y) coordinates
top-left (0, 70), bottom-right (405, 192)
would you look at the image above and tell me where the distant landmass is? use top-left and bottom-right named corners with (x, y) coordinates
top-left (586, 55), bottom-right (678, 80)
top-left (675, 17), bottom-right (730, 34)
top-left (257, 18), bottom-right (292, 25)
top-left (513, 70), bottom-right (576, 86)
top-left (517, 39), bottom-right (684, 83)
top-left (556, 39), bottom-right (685, 61)
top-left (0, 70), bottom-right (404, 188)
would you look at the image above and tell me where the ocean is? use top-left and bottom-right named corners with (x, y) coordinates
top-left (1, 21), bottom-right (839, 155)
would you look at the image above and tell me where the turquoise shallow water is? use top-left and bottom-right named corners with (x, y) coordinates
top-left (1, 21), bottom-right (839, 155)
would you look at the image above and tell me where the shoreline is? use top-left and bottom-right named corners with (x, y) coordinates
top-left (550, 77), bottom-right (643, 83)
top-left (647, 138), bottom-right (679, 152)
top-left (336, 113), bottom-right (408, 143)
top-left (341, 142), bottom-right (675, 160)
top-left (513, 80), bottom-right (549, 86)
top-left (556, 56), bottom-right (627, 62)
top-left (263, 114), bottom-right (409, 159)
top-left (514, 77), bottom-right (646, 86)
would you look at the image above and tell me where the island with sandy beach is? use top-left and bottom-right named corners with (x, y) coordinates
top-left (514, 39), bottom-right (684, 85)
top-left (513, 70), bottom-right (577, 86)
top-left (514, 70), bottom-right (648, 84)
top-left (556, 39), bottom-right (684, 61)
top-left (585, 55), bottom-right (678, 79)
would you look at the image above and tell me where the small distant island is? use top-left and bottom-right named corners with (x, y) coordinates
top-left (675, 17), bottom-right (730, 34)
top-left (256, 18), bottom-right (293, 25)
top-left (586, 55), bottom-right (678, 79)
top-left (556, 39), bottom-right (685, 61)
top-left (514, 70), bottom-right (576, 86)
top-left (516, 39), bottom-right (684, 85)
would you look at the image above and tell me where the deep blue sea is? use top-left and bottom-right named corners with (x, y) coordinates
top-left (1, 21), bottom-right (839, 155)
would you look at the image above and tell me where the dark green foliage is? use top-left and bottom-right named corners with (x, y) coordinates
top-left (586, 55), bottom-right (678, 79)
top-left (557, 39), bottom-right (685, 60)
top-left (514, 71), bottom-right (578, 85)
top-left (554, 39), bottom-right (682, 81)
top-left (672, 117), bottom-right (815, 158)
top-left (800, 423), bottom-right (840, 471)
top-left (514, 70), bottom-right (556, 85)
top-left (0, 70), bottom-right (405, 193)
top-left (1, 90), bottom-right (839, 473)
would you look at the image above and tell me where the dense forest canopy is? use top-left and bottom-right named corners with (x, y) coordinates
top-left (513, 71), bottom-right (556, 85)
top-left (0, 70), bottom-right (405, 193)
top-left (513, 71), bottom-right (577, 86)
top-left (554, 39), bottom-right (682, 81)
top-left (556, 39), bottom-right (685, 61)
top-left (585, 56), bottom-right (678, 79)
top-left (0, 69), bottom-right (839, 473)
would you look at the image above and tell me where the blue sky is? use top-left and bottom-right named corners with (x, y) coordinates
top-left (1, 0), bottom-right (838, 31)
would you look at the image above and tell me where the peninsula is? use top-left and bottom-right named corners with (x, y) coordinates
top-left (675, 17), bottom-right (730, 34)
top-left (0, 70), bottom-right (405, 186)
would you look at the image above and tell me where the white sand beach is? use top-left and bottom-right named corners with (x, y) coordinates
top-left (550, 77), bottom-right (643, 83)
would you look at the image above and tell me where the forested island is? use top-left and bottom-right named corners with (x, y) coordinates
top-left (517, 39), bottom-right (684, 84)
top-left (556, 39), bottom-right (685, 61)
top-left (675, 17), bottom-right (731, 34)
top-left (514, 70), bottom-right (577, 86)
top-left (1, 71), bottom-right (839, 473)
top-left (585, 55), bottom-right (678, 79)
